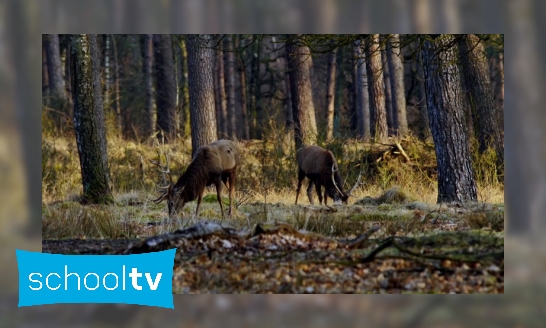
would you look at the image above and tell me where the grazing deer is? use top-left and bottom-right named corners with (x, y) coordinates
top-left (150, 140), bottom-right (239, 220)
top-left (295, 145), bottom-right (361, 205)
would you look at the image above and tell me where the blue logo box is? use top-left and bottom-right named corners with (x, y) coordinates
top-left (16, 248), bottom-right (177, 308)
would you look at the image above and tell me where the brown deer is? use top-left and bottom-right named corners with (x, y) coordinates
top-left (150, 140), bottom-right (239, 219)
top-left (295, 145), bottom-right (361, 205)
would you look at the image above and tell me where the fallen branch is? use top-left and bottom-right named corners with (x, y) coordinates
top-left (394, 141), bottom-right (411, 163)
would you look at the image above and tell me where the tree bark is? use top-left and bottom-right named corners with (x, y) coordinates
top-left (42, 42), bottom-right (49, 105)
top-left (71, 34), bottom-right (113, 204)
top-left (140, 34), bottom-right (154, 139)
top-left (45, 34), bottom-right (69, 130)
top-left (215, 38), bottom-right (228, 139)
top-left (224, 34), bottom-right (237, 140)
top-left (286, 36), bottom-right (318, 150)
top-left (186, 34), bottom-right (217, 156)
top-left (381, 36), bottom-right (394, 136)
top-left (458, 34), bottom-right (504, 166)
top-left (365, 35), bottom-right (388, 143)
top-left (179, 39), bottom-right (190, 137)
top-left (236, 35), bottom-right (250, 140)
top-left (387, 34), bottom-right (409, 137)
top-left (489, 52), bottom-right (504, 130)
top-left (422, 35), bottom-right (477, 203)
top-left (153, 34), bottom-right (176, 142)
top-left (355, 39), bottom-right (370, 140)
top-left (325, 43), bottom-right (337, 141)
top-left (110, 35), bottom-right (121, 138)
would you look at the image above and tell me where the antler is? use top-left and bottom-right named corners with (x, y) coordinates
top-left (346, 171), bottom-right (362, 197)
top-left (149, 150), bottom-right (173, 202)
top-left (331, 164), bottom-right (344, 196)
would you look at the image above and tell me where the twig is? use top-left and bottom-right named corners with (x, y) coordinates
top-left (394, 141), bottom-right (411, 163)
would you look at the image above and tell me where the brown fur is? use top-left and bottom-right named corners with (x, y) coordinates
top-left (154, 139), bottom-right (239, 219)
top-left (296, 145), bottom-right (348, 205)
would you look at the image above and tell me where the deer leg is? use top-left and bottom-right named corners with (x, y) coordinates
top-left (195, 192), bottom-right (203, 220)
top-left (295, 170), bottom-right (305, 205)
top-left (228, 170), bottom-right (235, 216)
top-left (315, 181), bottom-right (323, 205)
top-left (215, 178), bottom-right (225, 221)
top-left (307, 180), bottom-right (315, 205)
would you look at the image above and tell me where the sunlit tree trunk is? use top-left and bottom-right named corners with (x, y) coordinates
top-left (71, 34), bottom-right (113, 204)
top-left (325, 43), bottom-right (337, 141)
top-left (186, 34), bottom-right (217, 156)
top-left (422, 35), bottom-right (477, 203)
top-left (286, 35), bottom-right (318, 150)
top-left (365, 34), bottom-right (388, 142)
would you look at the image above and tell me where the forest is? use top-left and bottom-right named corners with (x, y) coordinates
top-left (41, 34), bottom-right (504, 294)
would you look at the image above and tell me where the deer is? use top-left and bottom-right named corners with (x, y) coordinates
top-left (295, 145), bottom-right (361, 205)
top-left (150, 139), bottom-right (239, 220)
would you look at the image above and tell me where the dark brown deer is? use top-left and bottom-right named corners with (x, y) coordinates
top-left (150, 140), bottom-right (239, 219)
top-left (295, 145), bottom-right (361, 205)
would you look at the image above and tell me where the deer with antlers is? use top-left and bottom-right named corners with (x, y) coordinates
top-left (150, 140), bottom-right (239, 220)
top-left (295, 145), bottom-right (361, 205)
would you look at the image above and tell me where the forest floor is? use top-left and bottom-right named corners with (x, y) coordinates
top-left (42, 134), bottom-right (504, 293)
top-left (42, 190), bottom-right (504, 294)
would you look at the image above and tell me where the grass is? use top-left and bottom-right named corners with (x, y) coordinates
top-left (41, 133), bottom-right (505, 240)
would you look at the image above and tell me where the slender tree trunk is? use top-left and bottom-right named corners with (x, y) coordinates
top-left (103, 34), bottom-right (110, 112)
top-left (271, 36), bottom-right (293, 136)
top-left (153, 34), bottom-right (176, 142)
top-left (45, 34), bottom-right (69, 131)
top-left (491, 52), bottom-right (504, 130)
top-left (325, 43), bottom-right (337, 141)
top-left (224, 34), bottom-right (237, 140)
top-left (333, 46), bottom-right (344, 138)
top-left (458, 34), bottom-right (504, 167)
top-left (251, 38), bottom-right (262, 139)
top-left (354, 39), bottom-right (370, 140)
top-left (381, 36), bottom-right (394, 136)
top-left (111, 35), bottom-right (121, 138)
top-left (350, 50), bottom-right (358, 138)
top-left (365, 34), bottom-right (388, 142)
top-left (140, 34), bottom-right (154, 139)
top-left (286, 36), bottom-right (318, 150)
top-left (179, 39), bottom-right (190, 137)
top-left (42, 43), bottom-right (49, 105)
top-left (215, 39), bottom-right (228, 138)
top-left (71, 34), bottom-right (113, 204)
top-left (422, 35), bottom-right (477, 203)
top-left (387, 34), bottom-right (409, 137)
top-left (416, 41), bottom-right (430, 139)
top-left (186, 34), bottom-right (217, 156)
top-left (236, 35), bottom-right (250, 140)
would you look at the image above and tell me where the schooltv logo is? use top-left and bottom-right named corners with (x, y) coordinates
top-left (16, 249), bottom-right (176, 308)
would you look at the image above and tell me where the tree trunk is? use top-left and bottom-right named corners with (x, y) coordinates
top-left (416, 44), bottom-right (431, 140)
top-left (153, 34), bottom-right (176, 142)
top-left (103, 34), bottom-right (110, 113)
top-left (42, 42), bottom-right (49, 105)
top-left (236, 35), bottom-right (250, 140)
top-left (355, 39), bottom-right (370, 140)
top-left (325, 43), bottom-right (337, 141)
top-left (110, 35), bottom-right (121, 138)
top-left (140, 34), bottom-right (154, 139)
top-left (365, 35), bottom-right (388, 143)
top-left (45, 34), bottom-right (69, 131)
top-left (381, 36), bottom-right (394, 136)
top-left (286, 36), bottom-right (318, 150)
top-left (458, 34), bottom-right (504, 167)
top-left (179, 39), bottom-right (190, 138)
top-left (71, 34), bottom-right (113, 205)
top-left (422, 35), bottom-right (477, 203)
top-left (186, 34), bottom-right (217, 156)
top-left (224, 34), bottom-right (237, 140)
top-left (333, 46), bottom-right (344, 138)
top-left (387, 34), bottom-right (409, 137)
top-left (489, 52), bottom-right (504, 131)
top-left (215, 38), bottom-right (228, 139)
